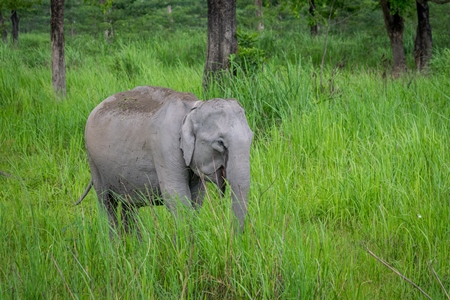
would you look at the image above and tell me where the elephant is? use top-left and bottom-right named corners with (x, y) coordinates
top-left (76, 86), bottom-right (253, 234)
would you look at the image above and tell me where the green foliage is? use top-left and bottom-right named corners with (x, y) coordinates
top-left (280, 0), bottom-right (364, 29)
top-left (0, 0), bottom-right (41, 10)
top-left (83, 0), bottom-right (113, 14)
top-left (2, 33), bottom-right (450, 298)
top-left (2, 1), bottom-right (450, 297)
top-left (230, 30), bottom-right (266, 76)
top-left (111, 43), bottom-right (141, 80)
top-left (385, 0), bottom-right (415, 16)
top-left (430, 48), bottom-right (450, 73)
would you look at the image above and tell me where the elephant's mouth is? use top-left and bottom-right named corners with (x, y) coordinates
top-left (204, 165), bottom-right (225, 181)
top-left (217, 166), bottom-right (226, 195)
top-left (201, 166), bottom-right (226, 195)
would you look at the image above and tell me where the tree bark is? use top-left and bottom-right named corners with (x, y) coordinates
top-left (11, 10), bottom-right (19, 46)
top-left (414, 0), bottom-right (432, 71)
top-left (51, 0), bottom-right (67, 97)
top-left (203, 0), bottom-right (237, 88)
top-left (0, 12), bottom-right (7, 43)
top-left (309, 0), bottom-right (318, 36)
top-left (380, 0), bottom-right (406, 76)
top-left (255, 0), bottom-right (264, 31)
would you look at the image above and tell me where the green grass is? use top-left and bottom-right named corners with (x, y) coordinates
top-left (1, 31), bottom-right (450, 299)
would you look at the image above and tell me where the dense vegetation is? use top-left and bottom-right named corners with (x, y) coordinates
top-left (1, 1), bottom-right (450, 299)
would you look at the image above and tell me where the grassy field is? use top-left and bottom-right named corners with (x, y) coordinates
top-left (1, 31), bottom-right (450, 299)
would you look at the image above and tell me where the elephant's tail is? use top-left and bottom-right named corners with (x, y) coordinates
top-left (74, 179), bottom-right (93, 206)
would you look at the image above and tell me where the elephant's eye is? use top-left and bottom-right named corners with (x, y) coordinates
top-left (212, 138), bottom-right (227, 153)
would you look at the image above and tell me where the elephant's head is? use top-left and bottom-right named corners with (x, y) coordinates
top-left (180, 99), bottom-right (253, 230)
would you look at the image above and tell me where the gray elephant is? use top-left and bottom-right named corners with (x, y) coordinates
top-left (77, 86), bottom-right (253, 234)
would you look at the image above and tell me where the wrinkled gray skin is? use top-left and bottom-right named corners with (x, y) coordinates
top-left (77, 86), bottom-right (253, 233)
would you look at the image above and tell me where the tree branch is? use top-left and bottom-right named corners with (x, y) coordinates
top-left (363, 245), bottom-right (433, 300)
top-left (0, 170), bottom-right (13, 177)
top-left (429, 261), bottom-right (450, 300)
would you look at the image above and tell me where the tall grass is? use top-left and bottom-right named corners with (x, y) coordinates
top-left (1, 31), bottom-right (450, 299)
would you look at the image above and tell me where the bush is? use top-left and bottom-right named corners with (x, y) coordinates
top-left (430, 48), bottom-right (450, 74)
top-left (230, 29), bottom-right (266, 76)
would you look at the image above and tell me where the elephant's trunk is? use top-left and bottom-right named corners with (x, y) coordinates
top-left (226, 149), bottom-right (251, 232)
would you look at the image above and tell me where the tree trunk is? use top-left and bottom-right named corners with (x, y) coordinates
top-left (0, 12), bottom-right (7, 43)
top-left (309, 0), bottom-right (318, 36)
top-left (203, 0), bottom-right (237, 88)
top-left (414, 0), bottom-right (432, 71)
top-left (11, 10), bottom-right (19, 46)
top-left (255, 0), bottom-right (264, 31)
top-left (380, 0), bottom-right (406, 76)
top-left (51, 0), bottom-right (67, 97)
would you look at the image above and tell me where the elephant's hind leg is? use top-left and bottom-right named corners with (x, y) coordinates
top-left (97, 189), bottom-right (141, 237)
top-left (102, 192), bottom-right (141, 237)
top-left (95, 190), bottom-right (121, 236)
top-left (89, 160), bottom-right (121, 236)
top-left (120, 204), bottom-right (141, 238)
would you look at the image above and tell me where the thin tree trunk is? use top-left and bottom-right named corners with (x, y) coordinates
top-left (203, 0), bottom-right (237, 89)
top-left (0, 12), bottom-right (7, 43)
top-left (104, 9), bottom-right (113, 41)
top-left (11, 10), bottom-right (19, 46)
top-left (380, 0), bottom-right (406, 76)
top-left (255, 0), bottom-right (264, 31)
top-left (414, 0), bottom-right (432, 71)
top-left (51, 0), bottom-right (66, 97)
top-left (309, 0), bottom-right (318, 36)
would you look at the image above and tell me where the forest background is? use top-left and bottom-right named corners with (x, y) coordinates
top-left (1, 0), bottom-right (450, 299)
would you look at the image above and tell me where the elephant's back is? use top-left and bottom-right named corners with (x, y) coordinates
top-left (94, 86), bottom-right (198, 117)
top-left (83, 86), bottom-right (199, 178)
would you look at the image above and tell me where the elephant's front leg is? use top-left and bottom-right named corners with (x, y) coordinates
top-left (189, 173), bottom-right (206, 209)
top-left (156, 166), bottom-right (193, 217)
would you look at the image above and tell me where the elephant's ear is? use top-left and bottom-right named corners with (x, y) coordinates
top-left (180, 106), bottom-right (199, 166)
